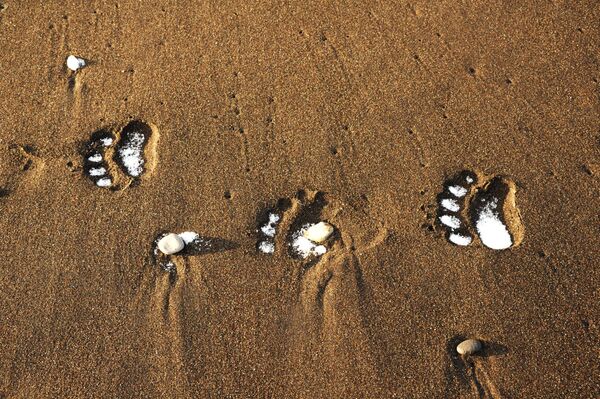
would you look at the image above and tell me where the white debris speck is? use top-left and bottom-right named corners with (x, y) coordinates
top-left (448, 233), bottom-right (472, 246)
top-left (291, 225), bottom-right (329, 259)
top-left (260, 213), bottom-right (280, 237)
top-left (88, 167), bottom-right (106, 176)
top-left (303, 221), bottom-right (334, 243)
top-left (100, 137), bottom-right (113, 146)
top-left (118, 131), bottom-right (146, 177)
top-left (440, 198), bottom-right (460, 212)
top-left (448, 185), bottom-right (468, 197)
top-left (474, 198), bottom-right (512, 250)
top-left (439, 214), bottom-right (461, 229)
top-left (258, 241), bottom-right (275, 254)
top-left (178, 231), bottom-right (200, 245)
top-left (96, 177), bottom-right (112, 187)
top-left (88, 153), bottom-right (103, 162)
top-left (66, 55), bottom-right (86, 71)
top-left (466, 176), bottom-right (474, 184)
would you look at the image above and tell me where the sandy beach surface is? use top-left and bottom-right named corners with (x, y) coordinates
top-left (0, 1), bottom-right (598, 398)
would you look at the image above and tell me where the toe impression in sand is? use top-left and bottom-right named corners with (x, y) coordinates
top-left (157, 233), bottom-right (185, 255)
top-left (457, 339), bottom-right (482, 356)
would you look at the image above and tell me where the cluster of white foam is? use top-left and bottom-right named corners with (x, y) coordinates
top-left (118, 131), bottom-right (146, 177)
top-left (291, 224), bottom-right (327, 259)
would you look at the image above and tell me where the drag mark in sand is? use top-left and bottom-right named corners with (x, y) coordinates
top-left (81, 120), bottom-right (158, 190)
top-left (436, 170), bottom-right (524, 250)
top-left (255, 190), bottom-right (387, 396)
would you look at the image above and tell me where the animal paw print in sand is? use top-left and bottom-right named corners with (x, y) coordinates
top-left (437, 170), bottom-right (524, 250)
top-left (255, 189), bottom-right (389, 260)
top-left (82, 120), bottom-right (158, 189)
top-left (256, 191), bottom-right (340, 260)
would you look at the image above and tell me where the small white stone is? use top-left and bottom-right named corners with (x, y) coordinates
top-left (457, 339), bottom-right (482, 355)
top-left (66, 55), bottom-right (86, 71)
top-left (303, 222), bottom-right (334, 243)
top-left (157, 233), bottom-right (185, 255)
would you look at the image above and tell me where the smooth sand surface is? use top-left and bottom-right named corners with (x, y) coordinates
top-left (0, 1), bottom-right (598, 398)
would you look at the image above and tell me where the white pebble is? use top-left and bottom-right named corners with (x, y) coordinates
top-left (457, 339), bottom-right (482, 355)
top-left (303, 221), bottom-right (334, 243)
top-left (66, 55), bottom-right (86, 71)
top-left (157, 233), bottom-right (185, 255)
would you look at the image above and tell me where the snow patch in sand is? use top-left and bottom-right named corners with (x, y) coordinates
top-left (440, 198), bottom-right (460, 212)
top-left (96, 177), bottom-right (111, 187)
top-left (448, 185), bottom-right (468, 197)
top-left (448, 233), bottom-right (472, 246)
top-left (474, 198), bottom-right (512, 250)
top-left (439, 214), bottom-right (461, 229)
top-left (118, 131), bottom-right (146, 177)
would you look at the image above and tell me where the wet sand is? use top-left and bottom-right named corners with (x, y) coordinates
top-left (0, 1), bottom-right (598, 398)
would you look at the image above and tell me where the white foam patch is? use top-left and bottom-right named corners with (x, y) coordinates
top-left (88, 167), bottom-right (106, 176)
top-left (448, 185), bottom-right (468, 197)
top-left (88, 153), bottom-right (102, 162)
top-left (178, 231), bottom-right (200, 244)
top-left (96, 177), bottom-right (112, 187)
top-left (258, 241), bottom-right (275, 254)
top-left (118, 132), bottom-right (146, 177)
top-left (100, 137), bottom-right (113, 147)
top-left (291, 225), bottom-right (328, 259)
top-left (439, 214), bottom-right (461, 229)
top-left (449, 233), bottom-right (472, 246)
top-left (260, 213), bottom-right (280, 237)
top-left (441, 198), bottom-right (460, 212)
top-left (475, 199), bottom-right (513, 250)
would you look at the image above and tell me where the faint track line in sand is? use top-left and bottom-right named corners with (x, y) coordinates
top-left (256, 190), bottom-right (388, 397)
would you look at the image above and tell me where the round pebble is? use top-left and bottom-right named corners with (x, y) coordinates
top-left (66, 55), bottom-right (86, 71)
top-left (157, 233), bottom-right (185, 255)
top-left (456, 339), bottom-right (482, 355)
top-left (303, 221), bottom-right (334, 243)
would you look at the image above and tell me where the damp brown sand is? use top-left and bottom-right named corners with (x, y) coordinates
top-left (0, 1), bottom-right (598, 398)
